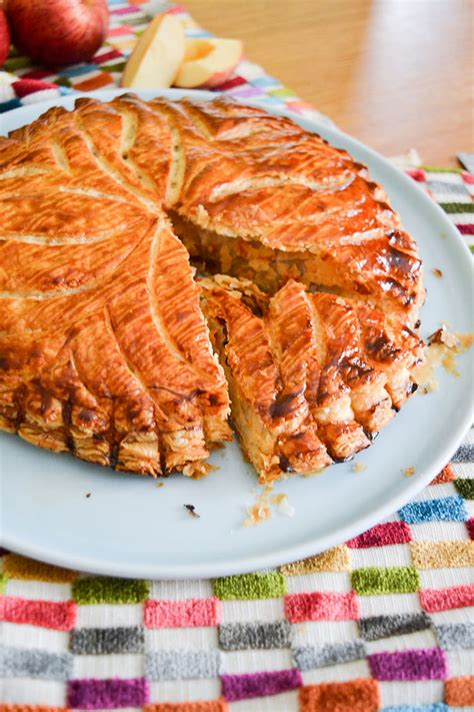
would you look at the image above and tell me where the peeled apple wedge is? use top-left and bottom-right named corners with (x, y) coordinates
top-left (174, 37), bottom-right (243, 89)
top-left (121, 13), bottom-right (185, 89)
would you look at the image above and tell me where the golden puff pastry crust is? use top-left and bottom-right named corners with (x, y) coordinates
top-left (0, 94), bottom-right (424, 478)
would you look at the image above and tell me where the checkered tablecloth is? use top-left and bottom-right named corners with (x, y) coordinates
top-left (1, 2), bottom-right (473, 709)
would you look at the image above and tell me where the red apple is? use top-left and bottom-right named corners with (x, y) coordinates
top-left (5, 0), bottom-right (109, 67)
top-left (0, 8), bottom-right (10, 66)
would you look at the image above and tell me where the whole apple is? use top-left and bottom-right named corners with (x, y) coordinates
top-left (6, 0), bottom-right (109, 67)
top-left (0, 8), bottom-right (10, 66)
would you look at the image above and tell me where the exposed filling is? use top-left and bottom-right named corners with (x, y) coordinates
top-left (169, 211), bottom-right (419, 327)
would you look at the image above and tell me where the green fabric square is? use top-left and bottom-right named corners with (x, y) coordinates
top-left (101, 62), bottom-right (127, 73)
top-left (423, 166), bottom-right (463, 174)
top-left (455, 478), bottom-right (474, 500)
top-left (213, 571), bottom-right (287, 600)
top-left (0, 573), bottom-right (7, 594)
top-left (4, 56), bottom-right (31, 71)
top-left (352, 566), bottom-right (420, 595)
top-left (55, 77), bottom-right (72, 88)
top-left (72, 576), bottom-right (149, 604)
top-left (439, 202), bottom-right (474, 214)
top-left (269, 87), bottom-right (297, 98)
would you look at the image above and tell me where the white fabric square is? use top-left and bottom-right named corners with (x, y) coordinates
top-left (410, 521), bottom-right (469, 541)
top-left (365, 628), bottom-right (438, 654)
top-left (149, 678), bottom-right (221, 702)
top-left (146, 625), bottom-right (218, 650)
top-left (380, 680), bottom-right (444, 706)
top-left (150, 579), bottom-right (214, 599)
top-left (291, 619), bottom-right (359, 647)
top-left (1, 621), bottom-right (69, 651)
top-left (285, 571), bottom-right (351, 594)
top-left (221, 647), bottom-right (293, 674)
top-left (412, 483), bottom-right (457, 501)
top-left (420, 567), bottom-right (474, 589)
top-left (76, 603), bottom-right (144, 628)
top-left (350, 544), bottom-right (412, 569)
top-left (220, 598), bottom-right (285, 624)
top-left (1, 679), bottom-right (66, 705)
top-left (5, 580), bottom-right (72, 601)
top-left (359, 593), bottom-right (421, 617)
top-left (229, 690), bottom-right (299, 711)
top-left (72, 652), bottom-right (144, 677)
top-left (431, 607), bottom-right (474, 624)
top-left (301, 657), bottom-right (370, 684)
top-left (446, 648), bottom-right (474, 676)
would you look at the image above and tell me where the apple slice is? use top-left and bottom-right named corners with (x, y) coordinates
top-left (174, 37), bottom-right (242, 89)
top-left (121, 13), bottom-right (185, 89)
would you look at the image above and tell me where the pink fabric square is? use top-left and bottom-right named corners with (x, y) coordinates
top-left (285, 591), bottom-right (360, 623)
top-left (0, 596), bottom-right (77, 630)
top-left (144, 597), bottom-right (220, 628)
top-left (420, 584), bottom-right (474, 613)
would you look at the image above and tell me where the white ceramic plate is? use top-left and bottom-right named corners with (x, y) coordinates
top-left (1, 89), bottom-right (473, 579)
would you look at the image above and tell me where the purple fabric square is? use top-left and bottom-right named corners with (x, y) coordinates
top-left (221, 668), bottom-right (302, 701)
top-left (368, 648), bottom-right (448, 681)
top-left (67, 678), bottom-right (149, 709)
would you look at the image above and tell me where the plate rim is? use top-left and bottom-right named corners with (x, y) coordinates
top-left (1, 88), bottom-right (473, 579)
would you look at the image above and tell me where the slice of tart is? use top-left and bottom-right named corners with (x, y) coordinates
top-left (200, 275), bottom-right (424, 483)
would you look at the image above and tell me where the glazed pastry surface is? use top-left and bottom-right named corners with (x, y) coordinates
top-left (0, 95), bottom-right (424, 477)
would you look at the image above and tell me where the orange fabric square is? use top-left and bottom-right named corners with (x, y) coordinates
top-left (432, 464), bottom-right (456, 484)
top-left (73, 74), bottom-right (115, 92)
top-left (299, 679), bottom-right (380, 712)
top-left (144, 701), bottom-right (227, 712)
top-left (445, 676), bottom-right (474, 706)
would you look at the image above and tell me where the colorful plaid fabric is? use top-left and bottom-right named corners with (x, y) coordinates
top-left (1, 441), bottom-right (473, 709)
top-left (1, 1), bottom-right (473, 708)
top-left (406, 168), bottom-right (474, 252)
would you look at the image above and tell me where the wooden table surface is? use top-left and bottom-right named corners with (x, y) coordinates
top-left (185, 0), bottom-right (473, 167)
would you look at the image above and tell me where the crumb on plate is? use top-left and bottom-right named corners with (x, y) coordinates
top-left (184, 504), bottom-right (200, 518)
top-left (243, 485), bottom-right (295, 527)
top-left (412, 325), bottom-right (473, 392)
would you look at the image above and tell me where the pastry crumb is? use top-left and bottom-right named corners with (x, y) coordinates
top-left (432, 268), bottom-right (443, 278)
top-left (184, 504), bottom-right (200, 518)
top-left (243, 501), bottom-right (272, 527)
top-left (85, 492), bottom-right (91, 498)
top-left (352, 462), bottom-right (367, 472)
top-left (243, 485), bottom-right (295, 526)
top-left (271, 492), bottom-right (295, 517)
top-left (413, 325), bottom-right (473, 392)
top-left (156, 482), bottom-right (164, 488)
top-left (403, 467), bottom-right (416, 477)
